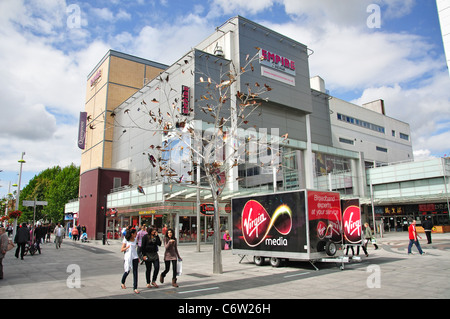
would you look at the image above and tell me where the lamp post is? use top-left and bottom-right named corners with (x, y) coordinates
top-left (12, 152), bottom-right (25, 239)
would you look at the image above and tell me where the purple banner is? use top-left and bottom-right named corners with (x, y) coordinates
top-left (78, 112), bottom-right (87, 150)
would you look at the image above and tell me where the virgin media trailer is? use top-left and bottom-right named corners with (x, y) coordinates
top-left (231, 189), bottom-right (362, 270)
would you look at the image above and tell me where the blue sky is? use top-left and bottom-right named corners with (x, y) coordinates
top-left (1, 0), bottom-right (449, 199)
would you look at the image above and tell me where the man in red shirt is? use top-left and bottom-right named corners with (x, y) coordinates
top-left (408, 220), bottom-right (425, 255)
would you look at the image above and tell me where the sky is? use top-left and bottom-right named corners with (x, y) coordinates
top-left (0, 0), bottom-right (449, 198)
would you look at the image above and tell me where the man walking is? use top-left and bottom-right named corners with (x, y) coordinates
top-left (14, 223), bottom-right (30, 260)
top-left (408, 220), bottom-right (425, 255)
top-left (422, 217), bottom-right (433, 244)
top-left (54, 223), bottom-right (65, 249)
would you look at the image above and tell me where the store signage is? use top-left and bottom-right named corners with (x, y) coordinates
top-left (139, 210), bottom-right (156, 215)
top-left (78, 112), bottom-right (87, 150)
top-left (181, 85), bottom-right (190, 115)
top-left (200, 203), bottom-right (214, 216)
top-left (260, 49), bottom-right (296, 76)
top-left (90, 69), bottom-right (102, 87)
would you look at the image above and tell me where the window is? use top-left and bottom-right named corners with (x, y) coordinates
top-left (376, 146), bottom-right (388, 153)
top-left (400, 133), bottom-right (409, 141)
top-left (339, 137), bottom-right (354, 145)
top-left (113, 177), bottom-right (122, 189)
top-left (392, 130), bottom-right (396, 137)
top-left (337, 113), bottom-right (385, 134)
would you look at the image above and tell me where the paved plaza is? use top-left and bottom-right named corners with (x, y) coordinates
top-left (1, 231), bottom-right (449, 303)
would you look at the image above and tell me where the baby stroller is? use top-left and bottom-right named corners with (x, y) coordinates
top-left (80, 232), bottom-right (88, 242)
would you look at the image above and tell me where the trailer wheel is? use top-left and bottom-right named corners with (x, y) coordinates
top-left (270, 257), bottom-right (282, 267)
top-left (254, 256), bottom-right (265, 266)
top-left (325, 241), bottom-right (337, 256)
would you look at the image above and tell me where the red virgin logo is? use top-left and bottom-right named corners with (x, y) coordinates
top-left (343, 206), bottom-right (361, 244)
top-left (241, 201), bottom-right (292, 247)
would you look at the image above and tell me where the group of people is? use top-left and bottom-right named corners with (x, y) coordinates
top-left (120, 224), bottom-right (182, 294)
top-left (346, 219), bottom-right (431, 257)
top-left (69, 224), bottom-right (87, 241)
top-left (345, 222), bottom-right (379, 257)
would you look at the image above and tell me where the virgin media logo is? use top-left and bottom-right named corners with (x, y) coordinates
top-left (343, 206), bottom-right (362, 244)
top-left (241, 200), bottom-right (292, 247)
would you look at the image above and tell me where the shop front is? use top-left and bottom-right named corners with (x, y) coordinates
top-left (109, 200), bottom-right (231, 242)
top-left (378, 202), bottom-right (450, 233)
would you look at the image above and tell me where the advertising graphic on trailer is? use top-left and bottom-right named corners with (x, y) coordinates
top-left (232, 191), bottom-right (308, 253)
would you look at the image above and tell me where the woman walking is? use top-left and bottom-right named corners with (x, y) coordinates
top-left (160, 228), bottom-right (182, 287)
top-left (141, 227), bottom-right (161, 288)
top-left (120, 228), bottom-right (140, 294)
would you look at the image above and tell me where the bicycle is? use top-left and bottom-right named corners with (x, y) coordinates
top-left (23, 241), bottom-right (37, 256)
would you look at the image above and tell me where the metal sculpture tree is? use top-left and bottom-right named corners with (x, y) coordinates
top-left (89, 48), bottom-right (278, 274)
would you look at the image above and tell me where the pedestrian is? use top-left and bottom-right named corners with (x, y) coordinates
top-left (223, 230), bottom-right (232, 250)
top-left (14, 223), bottom-right (30, 260)
top-left (72, 226), bottom-right (79, 241)
top-left (33, 224), bottom-right (42, 254)
top-left (160, 228), bottom-right (182, 287)
top-left (422, 217), bottom-right (433, 244)
top-left (76, 224), bottom-right (81, 241)
top-left (141, 227), bottom-right (161, 288)
top-left (45, 224), bottom-right (52, 243)
top-left (408, 220), bottom-right (425, 255)
top-left (0, 227), bottom-right (10, 279)
top-left (54, 223), bottom-right (65, 249)
top-left (120, 228), bottom-right (140, 294)
top-left (136, 224), bottom-right (147, 264)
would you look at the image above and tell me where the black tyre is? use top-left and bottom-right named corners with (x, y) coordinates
top-left (325, 241), bottom-right (337, 256)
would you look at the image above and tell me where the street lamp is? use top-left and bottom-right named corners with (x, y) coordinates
top-left (12, 152), bottom-right (25, 239)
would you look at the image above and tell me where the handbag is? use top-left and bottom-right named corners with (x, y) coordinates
top-left (177, 259), bottom-right (183, 276)
top-left (7, 240), bottom-right (15, 252)
top-left (371, 237), bottom-right (377, 244)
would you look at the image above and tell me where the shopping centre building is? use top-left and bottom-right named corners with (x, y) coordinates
top-left (67, 16), bottom-right (450, 241)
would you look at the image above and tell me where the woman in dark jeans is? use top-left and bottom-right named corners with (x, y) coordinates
top-left (141, 227), bottom-right (161, 288)
top-left (160, 229), bottom-right (182, 287)
top-left (120, 228), bottom-right (140, 294)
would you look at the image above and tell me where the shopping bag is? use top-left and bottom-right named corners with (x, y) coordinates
top-left (177, 260), bottom-right (183, 276)
top-left (224, 243), bottom-right (229, 250)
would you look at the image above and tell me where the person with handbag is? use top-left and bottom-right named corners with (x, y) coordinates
top-left (362, 223), bottom-right (378, 257)
top-left (141, 227), bottom-right (161, 288)
top-left (120, 228), bottom-right (140, 294)
top-left (160, 228), bottom-right (182, 287)
top-left (0, 227), bottom-right (11, 279)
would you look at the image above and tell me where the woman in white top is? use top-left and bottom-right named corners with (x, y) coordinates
top-left (120, 228), bottom-right (140, 294)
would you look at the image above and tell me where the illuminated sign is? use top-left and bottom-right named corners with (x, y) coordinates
top-left (181, 85), bottom-right (190, 115)
top-left (260, 49), bottom-right (296, 76)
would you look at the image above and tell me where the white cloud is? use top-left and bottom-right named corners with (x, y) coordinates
top-left (352, 71), bottom-right (450, 158)
top-left (212, 0), bottom-right (275, 15)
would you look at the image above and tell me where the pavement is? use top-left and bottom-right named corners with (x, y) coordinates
top-left (1, 231), bottom-right (449, 305)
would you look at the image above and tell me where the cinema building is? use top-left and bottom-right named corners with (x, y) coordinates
top-left (70, 16), bottom-right (449, 241)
